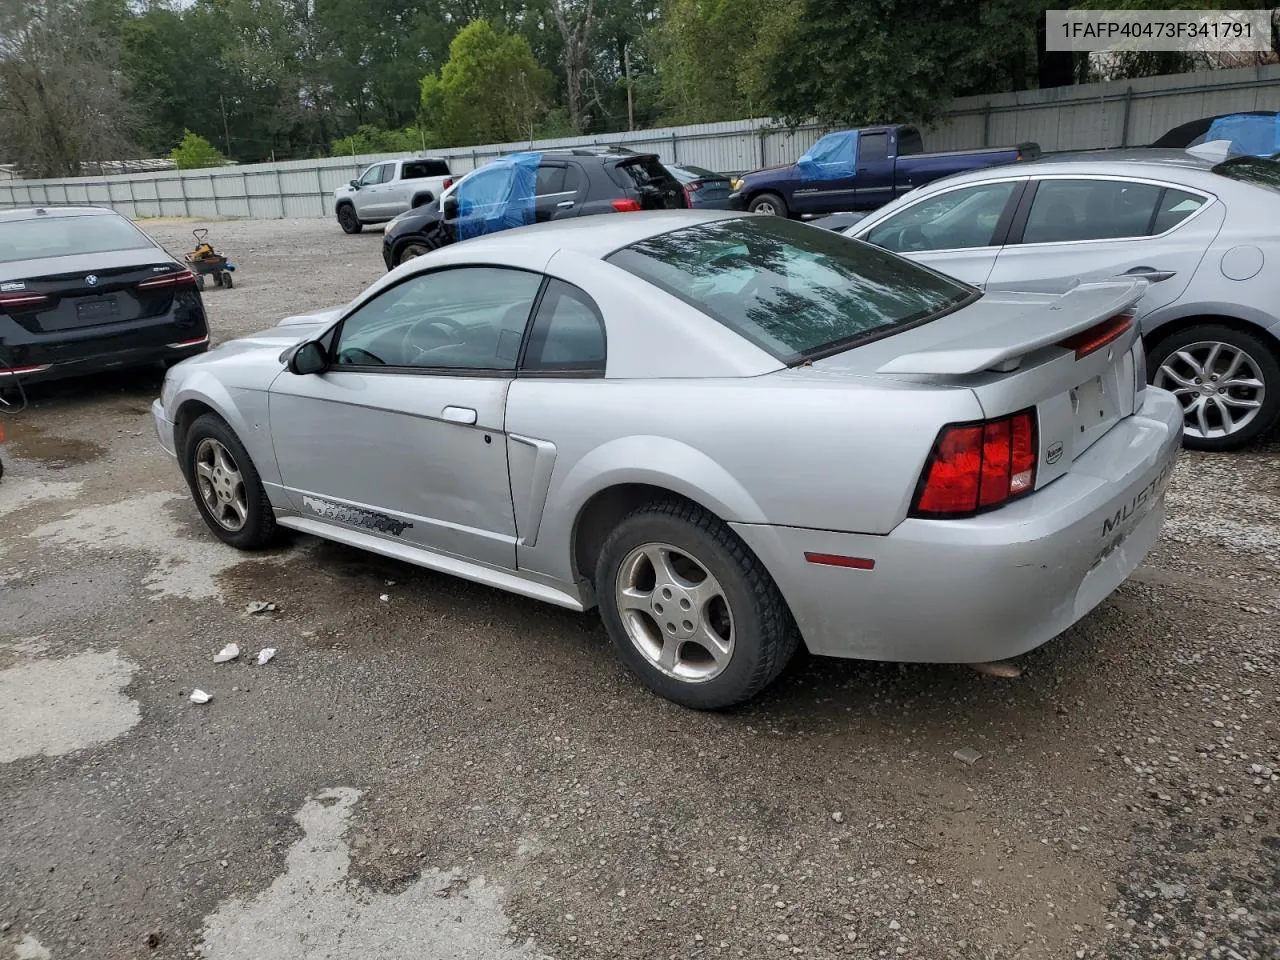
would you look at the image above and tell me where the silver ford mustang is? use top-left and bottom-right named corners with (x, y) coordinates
top-left (153, 211), bottom-right (1183, 709)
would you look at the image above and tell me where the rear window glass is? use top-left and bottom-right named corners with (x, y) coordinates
top-left (608, 157), bottom-right (675, 190)
top-left (606, 217), bottom-right (978, 363)
top-left (0, 213), bottom-right (152, 264)
top-left (402, 159), bottom-right (450, 179)
top-left (1212, 155), bottom-right (1280, 194)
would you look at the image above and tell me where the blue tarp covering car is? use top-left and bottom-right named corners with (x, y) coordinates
top-left (796, 131), bottom-right (859, 182)
top-left (455, 151), bottom-right (542, 241)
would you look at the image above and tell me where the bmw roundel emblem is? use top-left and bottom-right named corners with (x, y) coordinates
top-left (85, 274), bottom-right (99, 286)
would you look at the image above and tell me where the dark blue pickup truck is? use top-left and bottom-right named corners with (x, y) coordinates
top-left (728, 124), bottom-right (1039, 218)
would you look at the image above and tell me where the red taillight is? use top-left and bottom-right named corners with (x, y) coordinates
top-left (138, 268), bottom-right (197, 290)
top-left (912, 409), bottom-right (1038, 518)
top-left (1058, 311), bottom-right (1134, 360)
top-left (0, 292), bottom-right (49, 309)
top-left (611, 198), bottom-right (642, 212)
top-left (442, 178), bottom-right (453, 190)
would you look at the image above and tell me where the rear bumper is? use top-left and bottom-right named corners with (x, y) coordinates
top-left (733, 388), bottom-right (1184, 663)
top-left (0, 338), bottom-right (208, 386)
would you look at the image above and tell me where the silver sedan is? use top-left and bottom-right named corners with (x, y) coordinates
top-left (839, 149), bottom-right (1280, 451)
top-left (153, 212), bottom-right (1181, 709)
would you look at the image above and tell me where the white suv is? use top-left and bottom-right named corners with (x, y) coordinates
top-left (333, 157), bottom-right (453, 234)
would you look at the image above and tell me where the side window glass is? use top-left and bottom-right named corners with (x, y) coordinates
top-left (1151, 187), bottom-right (1206, 233)
top-left (402, 162), bottom-right (427, 180)
top-left (858, 133), bottom-right (889, 164)
top-left (334, 268), bottom-right (542, 371)
top-left (358, 164), bottom-right (385, 186)
top-left (522, 279), bottom-right (606, 374)
top-left (536, 165), bottom-right (567, 196)
top-left (865, 181), bottom-right (1018, 252)
top-left (1022, 179), bottom-right (1164, 243)
top-left (563, 165), bottom-right (580, 194)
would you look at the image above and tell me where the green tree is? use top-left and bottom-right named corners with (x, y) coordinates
top-left (420, 20), bottom-right (554, 145)
top-left (170, 130), bottom-right (226, 169)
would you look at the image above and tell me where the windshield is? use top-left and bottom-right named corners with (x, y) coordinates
top-left (1212, 155), bottom-right (1280, 194)
top-left (606, 216), bottom-right (978, 363)
top-left (0, 212), bottom-right (152, 264)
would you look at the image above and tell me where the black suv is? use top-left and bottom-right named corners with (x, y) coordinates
top-left (381, 149), bottom-right (687, 269)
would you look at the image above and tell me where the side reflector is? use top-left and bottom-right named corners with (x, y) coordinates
top-left (0, 363), bottom-right (51, 377)
top-left (804, 552), bottom-right (875, 570)
top-left (167, 335), bottom-right (209, 348)
top-left (611, 198), bottom-right (643, 212)
top-left (1058, 311), bottom-right (1134, 360)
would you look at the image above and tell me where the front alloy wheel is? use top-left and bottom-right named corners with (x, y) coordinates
top-left (194, 437), bottom-right (248, 532)
top-left (1150, 325), bottom-right (1279, 450)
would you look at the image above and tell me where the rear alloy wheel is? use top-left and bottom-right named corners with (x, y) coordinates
top-left (595, 499), bottom-right (800, 709)
top-left (396, 242), bottom-right (429, 265)
top-left (183, 414), bottom-right (278, 549)
top-left (1150, 325), bottom-right (1280, 451)
top-left (336, 204), bottom-right (363, 234)
top-left (748, 192), bottom-right (787, 217)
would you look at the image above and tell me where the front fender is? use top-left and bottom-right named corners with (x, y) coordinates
top-left (167, 372), bottom-right (281, 489)
top-left (527, 435), bottom-right (768, 585)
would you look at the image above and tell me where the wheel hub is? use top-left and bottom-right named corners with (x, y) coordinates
top-left (651, 583), bottom-right (697, 640)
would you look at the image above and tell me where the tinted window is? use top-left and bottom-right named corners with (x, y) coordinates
top-left (1212, 155), bottom-right (1280, 195)
top-left (609, 157), bottom-right (676, 190)
top-left (563, 165), bottom-right (580, 193)
top-left (866, 181), bottom-right (1018, 252)
top-left (1022, 179), bottom-right (1172, 243)
top-left (859, 133), bottom-right (889, 164)
top-left (359, 163), bottom-right (390, 186)
top-left (401, 161), bottom-right (448, 180)
top-left (536, 165), bottom-right (567, 196)
top-left (334, 267), bottom-right (542, 371)
top-left (606, 217), bottom-right (977, 364)
top-left (0, 213), bottom-right (152, 264)
top-left (1150, 187), bottom-right (1208, 233)
top-left (898, 128), bottom-right (925, 156)
top-left (522, 279), bottom-right (605, 374)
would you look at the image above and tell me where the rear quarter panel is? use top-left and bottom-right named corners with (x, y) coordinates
top-left (505, 375), bottom-right (983, 585)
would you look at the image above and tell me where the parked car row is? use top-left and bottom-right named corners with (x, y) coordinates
top-left (2, 130), bottom-right (1277, 711)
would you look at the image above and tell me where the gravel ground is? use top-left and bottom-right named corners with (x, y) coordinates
top-left (0, 216), bottom-right (1277, 960)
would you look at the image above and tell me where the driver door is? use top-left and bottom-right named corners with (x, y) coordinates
top-left (267, 265), bottom-right (545, 569)
top-left (854, 178), bottom-right (1027, 288)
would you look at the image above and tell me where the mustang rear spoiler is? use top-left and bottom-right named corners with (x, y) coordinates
top-left (877, 280), bottom-right (1145, 376)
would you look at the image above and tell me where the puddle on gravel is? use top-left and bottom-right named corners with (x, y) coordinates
top-left (3, 422), bottom-right (106, 469)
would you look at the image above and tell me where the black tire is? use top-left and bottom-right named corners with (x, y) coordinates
top-left (221, 271), bottom-right (234, 289)
top-left (410, 193), bottom-right (433, 209)
top-left (336, 203), bottom-right (362, 234)
top-left (1147, 323), bottom-right (1280, 451)
top-left (396, 242), bottom-right (430, 266)
top-left (748, 192), bottom-right (788, 217)
top-left (196, 274), bottom-right (206, 291)
top-left (595, 499), bottom-right (801, 710)
top-left (213, 271), bottom-right (224, 287)
top-left (182, 413), bottom-right (278, 550)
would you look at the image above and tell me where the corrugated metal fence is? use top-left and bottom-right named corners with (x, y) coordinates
top-left (1, 63), bottom-right (1276, 220)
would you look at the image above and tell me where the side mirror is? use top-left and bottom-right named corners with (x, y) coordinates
top-left (349, 179), bottom-right (361, 190)
top-left (442, 196), bottom-right (459, 220)
top-left (288, 341), bottom-right (327, 375)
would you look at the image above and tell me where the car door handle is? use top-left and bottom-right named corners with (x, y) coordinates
top-left (556, 200), bottom-right (575, 209)
top-left (441, 405), bottom-right (477, 425)
top-left (1119, 267), bottom-right (1176, 283)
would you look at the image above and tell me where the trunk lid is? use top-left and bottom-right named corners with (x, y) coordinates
top-left (0, 254), bottom-right (187, 335)
top-left (812, 280), bottom-right (1148, 486)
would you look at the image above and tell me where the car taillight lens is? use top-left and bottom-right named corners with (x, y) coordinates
top-left (911, 409), bottom-right (1038, 518)
top-left (0, 292), bottom-right (49, 309)
top-left (611, 198), bottom-right (642, 212)
top-left (1057, 311), bottom-right (1134, 359)
top-left (138, 269), bottom-right (197, 290)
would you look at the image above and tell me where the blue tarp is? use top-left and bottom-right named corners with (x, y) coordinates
top-left (455, 151), bottom-right (542, 241)
top-left (1204, 114), bottom-right (1280, 158)
top-left (796, 131), bottom-right (858, 182)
